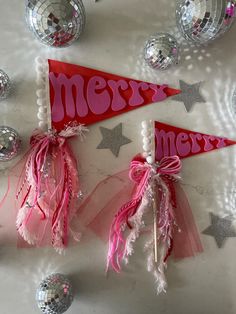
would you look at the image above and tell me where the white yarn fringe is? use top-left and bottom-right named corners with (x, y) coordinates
top-left (145, 237), bottom-right (168, 295)
top-left (16, 204), bottom-right (38, 245)
top-left (59, 122), bottom-right (89, 141)
top-left (123, 187), bottom-right (168, 295)
top-left (124, 195), bottom-right (149, 264)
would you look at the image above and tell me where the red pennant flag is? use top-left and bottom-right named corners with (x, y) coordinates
top-left (155, 121), bottom-right (236, 161)
top-left (48, 59), bottom-right (180, 131)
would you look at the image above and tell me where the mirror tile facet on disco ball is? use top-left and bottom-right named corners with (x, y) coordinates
top-left (26, 0), bottom-right (86, 48)
top-left (0, 70), bottom-right (11, 100)
top-left (0, 126), bottom-right (21, 162)
top-left (36, 273), bottom-right (74, 314)
top-left (231, 88), bottom-right (236, 116)
top-left (176, 0), bottom-right (236, 45)
top-left (144, 33), bottom-right (179, 70)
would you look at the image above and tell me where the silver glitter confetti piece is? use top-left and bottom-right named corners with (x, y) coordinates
top-left (25, 0), bottom-right (86, 48)
top-left (172, 80), bottom-right (206, 112)
top-left (176, 0), bottom-right (236, 45)
top-left (36, 273), bottom-right (73, 314)
top-left (97, 123), bottom-right (132, 157)
top-left (202, 212), bottom-right (236, 248)
top-left (144, 33), bottom-right (179, 71)
top-left (77, 190), bottom-right (84, 200)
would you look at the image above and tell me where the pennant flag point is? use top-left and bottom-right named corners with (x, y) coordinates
top-left (164, 87), bottom-right (181, 97)
top-left (155, 121), bottom-right (236, 161)
top-left (48, 59), bottom-right (181, 131)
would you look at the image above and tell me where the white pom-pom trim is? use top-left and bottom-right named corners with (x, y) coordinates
top-left (141, 129), bottom-right (149, 137)
top-left (36, 89), bottom-right (46, 99)
top-left (38, 106), bottom-right (47, 114)
top-left (39, 121), bottom-right (48, 129)
top-left (37, 98), bottom-right (46, 106)
top-left (143, 137), bottom-right (151, 145)
top-left (35, 57), bottom-right (50, 131)
top-left (35, 56), bottom-right (44, 65)
top-left (141, 120), bottom-right (148, 129)
top-left (143, 143), bottom-right (150, 152)
top-left (141, 120), bottom-right (155, 164)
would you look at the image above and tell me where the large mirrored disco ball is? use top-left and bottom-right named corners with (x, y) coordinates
top-left (176, 0), bottom-right (236, 45)
top-left (36, 273), bottom-right (74, 314)
top-left (0, 70), bottom-right (11, 100)
top-left (26, 0), bottom-right (86, 48)
top-left (0, 126), bottom-right (21, 162)
top-left (144, 33), bottom-right (179, 70)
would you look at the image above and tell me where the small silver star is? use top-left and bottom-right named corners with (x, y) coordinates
top-left (97, 123), bottom-right (132, 157)
top-left (202, 212), bottom-right (236, 248)
top-left (172, 80), bottom-right (206, 112)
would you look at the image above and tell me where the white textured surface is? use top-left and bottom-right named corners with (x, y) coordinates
top-left (1, 0), bottom-right (236, 313)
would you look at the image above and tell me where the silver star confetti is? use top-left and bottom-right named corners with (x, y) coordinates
top-left (202, 212), bottom-right (236, 248)
top-left (172, 80), bottom-right (206, 112)
top-left (97, 123), bottom-right (132, 157)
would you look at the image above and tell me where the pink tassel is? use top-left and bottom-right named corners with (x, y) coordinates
top-left (106, 155), bottom-right (203, 293)
top-left (14, 123), bottom-right (88, 251)
top-left (107, 156), bottom-right (180, 270)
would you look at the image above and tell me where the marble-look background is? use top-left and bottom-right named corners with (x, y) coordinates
top-left (1, 0), bottom-right (236, 313)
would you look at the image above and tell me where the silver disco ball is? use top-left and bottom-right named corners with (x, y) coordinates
top-left (231, 87), bottom-right (236, 116)
top-left (0, 70), bottom-right (11, 100)
top-left (25, 0), bottom-right (86, 48)
top-left (36, 273), bottom-right (74, 314)
top-left (144, 33), bottom-right (179, 70)
top-left (0, 126), bottom-right (21, 162)
top-left (176, 0), bottom-right (236, 45)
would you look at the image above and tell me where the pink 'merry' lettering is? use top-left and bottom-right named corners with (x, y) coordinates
top-left (155, 121), bottom-right (236, 161)
top-left (48, 59), bottom-right (181, 131)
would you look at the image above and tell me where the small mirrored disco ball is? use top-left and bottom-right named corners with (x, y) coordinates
top-left (36, 273), bottom-right (74, 314)
top-left (144, 33), bottom-right (179, 70)
top-left (0, 126), bottom-right (21, 162)
top-left (231, 88), bottom-right (236, 116)
top-left (176, 0), bottom-right (236, 45)
top-left (26, 0), bottom-right (86, 47)
top-left (0, 70), bottom-right (11, 100)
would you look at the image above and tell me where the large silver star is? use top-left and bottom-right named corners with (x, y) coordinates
top-left (97, 123), bottom-right (132, 157)
top-left (172, 80), bottom-right (206, 112)
top-left (202, 212), bottom-right (236, 248)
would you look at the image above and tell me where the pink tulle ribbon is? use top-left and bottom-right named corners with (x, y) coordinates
top-left (1, 123), bottom-right (88, 252)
